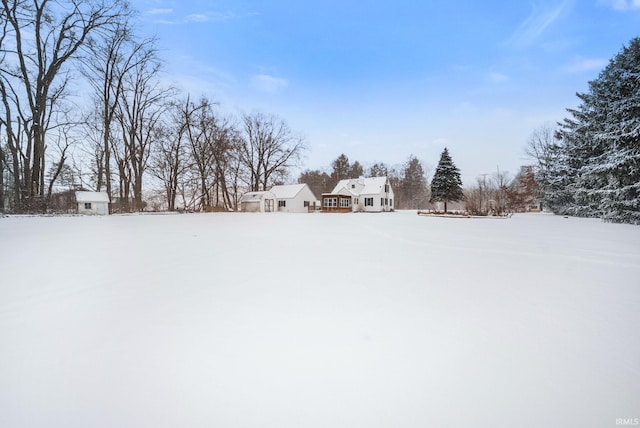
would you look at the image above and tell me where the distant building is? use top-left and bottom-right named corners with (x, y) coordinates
top-left (75, 191), bottom-right (110, 215)
top-left (322, 176), bottom-right (394, 213)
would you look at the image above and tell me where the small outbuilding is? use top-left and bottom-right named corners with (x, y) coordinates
top-left (239, 191), bottom-right (277, 212)
top-left (75, 191), bottom-right (110, 215)
top-left (270, 183), bottom-right (318, 213)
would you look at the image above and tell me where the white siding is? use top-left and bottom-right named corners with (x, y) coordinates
top-left (277, 185), bottom-right (317, 213)
top-left (270, 184), bottom-right (317, 213)
top-left (77, 201), bottom-right (109, 215)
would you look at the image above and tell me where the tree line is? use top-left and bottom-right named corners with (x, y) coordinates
top-left (3, 0), bottom-right (599, 217)
top-left (0, 0), bottom-right (306, 213)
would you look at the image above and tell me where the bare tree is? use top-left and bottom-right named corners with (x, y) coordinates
top-left (149, 102), bottom-right (189, 211)
top-left (239, 112), bottom-right (306, 191)
top-left (491, 167), bottom-right (511, 215)
top-left (82, 20), bottom-right (154, 211)
top-left (177, 96), bottom-right (240, 211)
top-left (0, 125), bottom-right (5, 212)
top-left (114, 46), bottom-right (173, 211)
top-left (0, 0), bottom-right (127, 211)
top-left (45, 123), bottom-right (76, 198)
top-left (525, 124), bottom-right (557, 178)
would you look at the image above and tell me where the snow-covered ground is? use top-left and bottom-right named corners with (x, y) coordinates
top-left (1, 211), bottom-right (639, 428)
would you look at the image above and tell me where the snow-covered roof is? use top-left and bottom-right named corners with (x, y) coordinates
top-left (330, 177), bottom-right (390, 196)
top-left (270, 183), bottom-right (307, 199)
top-left (75, 191), bottom-right (110, 203)
top-left (323, 186), bottom-right (357, 197)
top-left (331, 179), bottom-right (359, 194)
top-left (240, 191), bottom-right (276, 202)
top-left (360, 176), bottom-right (389, 195)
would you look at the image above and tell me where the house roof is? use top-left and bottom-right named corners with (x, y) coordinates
top-left (360, 176), bottom-right (389, 195)
top-left (330, 177), bottom-right (389, 195)
top-left (323, 186), bottom-right (357, 197)
top-left (269, 183), bottom-right (308, 199)
top-left (75, 191), bottom-right (110, 203)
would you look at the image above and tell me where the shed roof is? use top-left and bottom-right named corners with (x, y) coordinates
top-left (269, 183), bottom-right (308, 199)
top-left (240, 191), bottom-right (276, 202)
top-left (75, 191), bottom-right (110, 203)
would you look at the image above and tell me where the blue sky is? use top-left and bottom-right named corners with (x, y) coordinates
top-left (129, 0), bottom-right (640, 184)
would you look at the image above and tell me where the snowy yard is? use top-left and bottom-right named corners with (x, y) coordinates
top-left (1, 211), bottom-right (639, 428)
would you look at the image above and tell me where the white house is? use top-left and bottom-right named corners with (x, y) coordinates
top-left (239, 191), bottom-right (277, 212)
top-left (269, 183), bottom-right (318, 213)
top-left (75, 191), bottom-right (110, 215)
top-left (322, 176), bottom-right (394, 213)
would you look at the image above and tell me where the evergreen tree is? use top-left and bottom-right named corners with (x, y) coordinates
top-left (401, 155), bottom-right (429, 209)
top-left (554, 37), bottom-right (640, 224)
top-left (330, 154), bottom-right (351, 183)
top-left (349, 161), bottom-right (364, 178)
top-left (298, 169), bottom-right (331, 199)
top-left (369, 162), bottom-right (388, 177)
top-left (430, 148), bottom-right (464, 213)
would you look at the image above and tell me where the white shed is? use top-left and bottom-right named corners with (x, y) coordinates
top-left (239, 191), bottom-right (277, 212)
top-left (75, 191), bottom-right (110, 215)
top-left (270, 183), bottom-right (318, 213)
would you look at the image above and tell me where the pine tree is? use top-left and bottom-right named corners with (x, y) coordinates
top-left (369, 163), bottom-right (388, 177)
top-left (349, 161), bottom-right (364, 178)
top-left (330, 154), bottom-right (350, 181)
top-left (298, 169), bottom-right (331, 200)
top-left (401, 155), bottom-right (429, 209)
top-left (430, 148), bottom-right (464, 213)
top-left (554, 37), bottom-right (640, 224)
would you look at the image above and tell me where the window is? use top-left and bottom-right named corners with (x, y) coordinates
top-left (351, 184), bottom-right (356, 189)
top-left (385, 184), bottom-right (389, 193)
top-left (278, 200), bottom-right (286, 208)
top-left (304, 201), bottom-right (309, 207)
top-left (390, 199), bottom-right (393, 207)
top-left (339, 198), bottom-right (351, 208)
top-left (324, 197), bottom-right (337, 207)
top-left (84, 203), bottom-right (92, 209)
top-left (381, 198), bottom-right (384, 206)
top-left (354, 197), bottom-right (359, 205)
top-left (364, 197), bottom-right (373, 206)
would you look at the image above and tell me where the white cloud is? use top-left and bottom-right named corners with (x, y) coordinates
top-left (186, 11), bottom-right (235, 23)
top-left (600, 0), bottom-right (640, 11)
top-left (562, 57), bottom-right (608, 73)
top-left (153, 10), bottom-right (236, 24)
top-left (488, 71), bottom-right (509, 82)
top-left (506, 0), bottom-right (574, 47)
top-left (147, 8), bottom-right (173, 15)
top-left (186, 14), bottom-right (209, 22)
top-left (251, 74), bottom-right (289, 93)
